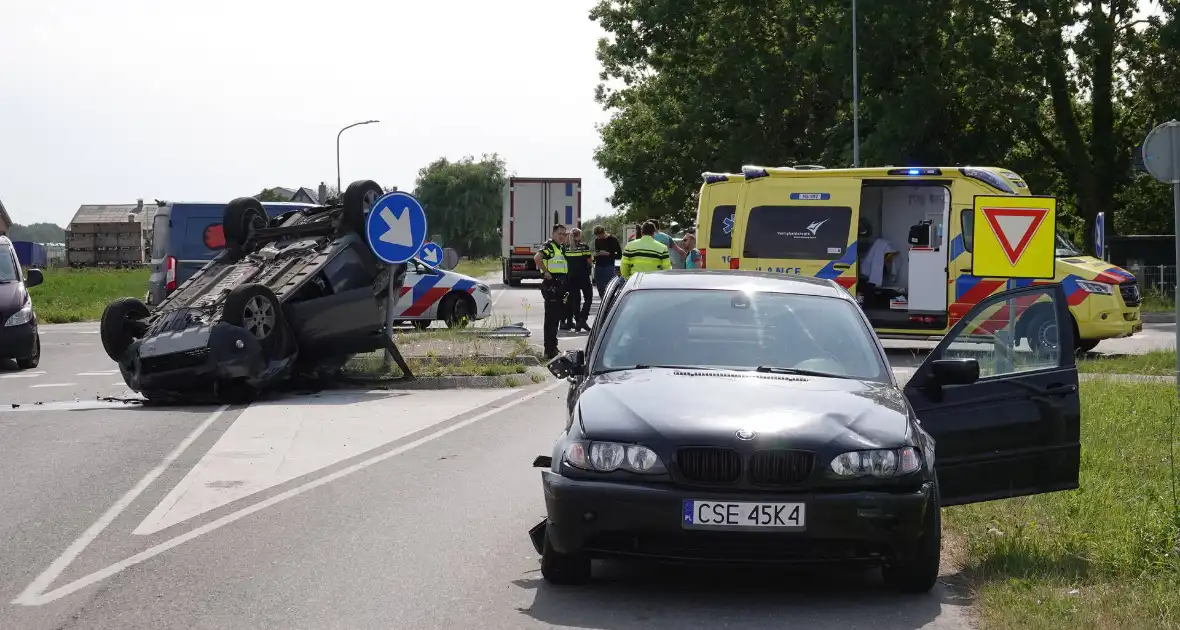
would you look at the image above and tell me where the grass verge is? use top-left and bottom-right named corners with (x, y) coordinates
top-left (453, 256), bottom-right (500, 279)
top-left (1078, 349), bottom-right (1176, 377)
top-left (945, 379), bottom-right (1180, 629)
top-left (1141, 287), bottom-right (1175, 313)
top-left (344, 323), bottom-right (541, 378)
top-left (29, 267), bottom-right (149, 323)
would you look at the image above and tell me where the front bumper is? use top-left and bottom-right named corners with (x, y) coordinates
top-left (121, 322), bottom-right (272, 394)
top-left (0, 320), bottom-right (37, 359)
top-left (541, 471), bottom-right (932, 564)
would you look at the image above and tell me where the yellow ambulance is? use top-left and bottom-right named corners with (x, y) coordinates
top-left (694, 172), bottom-right (743, 270)
top-left (717, 165), bottom-right (1141, 353)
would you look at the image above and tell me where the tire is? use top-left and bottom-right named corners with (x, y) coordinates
top-left (1022, 309), bottom-right (1058, 358)
top-left (1075, 338), bottom-right (1099, 354)
top-left (441, 292), bottom-right (475, 328)
top-left (223, 197), bottom-right (269, 254)
top-left (221, 284), bottom-right (284, 357)
top-left (16, 334), bottom-right (40, 369)
top-left (540, 528), bottom-right (591, 585)
top-left (341, 180), bottom-right (384, 239)
top-left (883, 479), bottom-right (941, 594)
top-left (508, 275), bottom-right (522, 287)
top-left (100, 297), bottom-right (150, 361)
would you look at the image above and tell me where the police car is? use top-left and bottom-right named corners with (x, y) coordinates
top-left (393, 257), bottom-right (493, 329)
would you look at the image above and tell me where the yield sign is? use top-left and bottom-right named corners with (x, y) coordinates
top-left (980, 207), bottom-right (1048, 265)
top-left (972, 194), bottom-right (1057, 280)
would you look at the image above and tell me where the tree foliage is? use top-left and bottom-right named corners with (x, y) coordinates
top-left (8, 222), bottom-right (65, 242)
top-left (412, 154), bottom-right (507, 258)
top-left (591, 0), bottom-right (1179, 249)
top-left (255, 188), bottom-right (289, 202)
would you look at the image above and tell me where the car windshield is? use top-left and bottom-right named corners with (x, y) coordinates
top-left (593, 288), bottom-right (887, 381)
top-left (1056, 230), bottom-right (1082, 257)
top-left (0, 247), bottom-right (18, 282)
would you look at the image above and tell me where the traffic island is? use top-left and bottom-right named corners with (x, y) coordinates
top-left (341, 329), bottom-right (549, 389)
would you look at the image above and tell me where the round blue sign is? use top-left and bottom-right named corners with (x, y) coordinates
top-left (418, 242), bottom-right (444, 268)
top-left (364, 191), bottom-right (428, 264)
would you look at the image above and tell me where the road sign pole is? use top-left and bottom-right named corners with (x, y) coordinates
top-left (1138, 120), bottom-right (1180, 392)
top-left (382, 271), bottom-right (397, 371)
top-left (1173, 180), bottom-right (1179, 392)
top-left (365, 190), bottom-right (430, 378)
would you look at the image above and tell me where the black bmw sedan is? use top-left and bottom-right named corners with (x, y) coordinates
top-left (530, 270), bottom-right (1081, 593)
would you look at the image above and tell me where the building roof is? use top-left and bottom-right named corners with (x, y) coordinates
top-left (68, 203), bottom-right (154, 226)
top-left (292, 187), bottom-right (319, 203)
top-left (0, 197), bottom-right (10, 230)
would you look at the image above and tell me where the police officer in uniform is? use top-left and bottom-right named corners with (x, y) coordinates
top-left (533, 224), bottom-right (569, 359)
top-left (620, 221), bottom-right (671, 279)
top-left (562, 227), bottom-right (593, 333)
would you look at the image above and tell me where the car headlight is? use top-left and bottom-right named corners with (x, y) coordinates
top-left (475, 283), bottom-right (491, 294)
top-left (828, 447), bottom-right (922, 478)
top-left (1075, 280), bottom-right (1114, 295)
top-left (4, 300), bottom-right (33, 327)
top-left (564, 441), bottom-right (666, 474)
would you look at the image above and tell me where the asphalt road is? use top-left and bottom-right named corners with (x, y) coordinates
top-left (0, 277), bottom-right (1170, 629)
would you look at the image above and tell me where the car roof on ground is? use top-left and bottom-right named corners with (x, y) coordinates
top-left (626, 270), bottom-right (847, 298)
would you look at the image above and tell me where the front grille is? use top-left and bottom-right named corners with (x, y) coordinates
top-left (676, 448), bottom-right (743, 483)
top-left (140, 347), bottom-right (210, 373)
top-left (749, 450), bottom-right (815, 486)
top-left (1120, 281), bottom-right (1141, 307)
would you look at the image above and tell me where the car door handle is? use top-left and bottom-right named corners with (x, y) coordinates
top-left (1042, 384), bottom-right (1077, 396)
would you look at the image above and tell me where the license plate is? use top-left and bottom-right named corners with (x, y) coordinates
top-left (681, 500), bottom-right (805, 530)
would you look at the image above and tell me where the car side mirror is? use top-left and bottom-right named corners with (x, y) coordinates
top-left (930, 358), bottom-right (979, 386)
top-left (547, 349), bottom-right (585, 379)
top-left (25, 268), bottom-right (44, 288)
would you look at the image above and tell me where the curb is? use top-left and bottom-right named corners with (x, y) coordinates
top-left (1142, 312), bottom-right (1175, 324)
top-left (339, 367), bottom-right (552, 390)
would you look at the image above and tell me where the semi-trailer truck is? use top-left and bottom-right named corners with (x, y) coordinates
top-left (501, 177), bottom-right (581, 286)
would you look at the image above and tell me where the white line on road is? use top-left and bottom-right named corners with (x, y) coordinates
top-left (15, 382), bottom-right (560, 606)
top-left (0, 372), bottom-right (44, 379)
top-left (30, 383), bottom-right (76, 388)
top-left (77, 370), bottom-right (120, 376)
top-left (13, 405), bottom-right (230, 607)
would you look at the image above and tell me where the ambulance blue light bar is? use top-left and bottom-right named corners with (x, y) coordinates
top-left (958, 167), bottom-right (1016, 194)
top-left (888, 167), bottom-right (943, 176)
top-left (742, 165), bottom-right (771, 179)
top-left (702, 172), bottom-right (734, 184)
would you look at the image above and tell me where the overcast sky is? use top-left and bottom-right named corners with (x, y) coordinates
top-left (0, 0), bottom-right (614, 226)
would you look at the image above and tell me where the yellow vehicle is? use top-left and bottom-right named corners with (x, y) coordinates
top-left (722, 165), bottom-right (1141, 352)
top-left (694, 172), bottom-right (743, 270)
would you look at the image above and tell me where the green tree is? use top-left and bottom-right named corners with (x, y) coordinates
top-left (255, 188), bottom-right (289, 202)
top-left (412, 154), bottom-right (507, 258)
top-left (8, 222), bottom-right (66, 242)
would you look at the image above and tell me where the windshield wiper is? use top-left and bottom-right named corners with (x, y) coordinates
top-left (592, 364), bottom-right (710, 375)
top-left (755, 365), bottom-right (854, 379)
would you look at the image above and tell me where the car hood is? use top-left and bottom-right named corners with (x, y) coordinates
top-left (577, 368), bottom-right (912, 451)
top-left (1057, 255), bottom-right (1135, 284)
top-left (0, 281), bottom-right (27, 319)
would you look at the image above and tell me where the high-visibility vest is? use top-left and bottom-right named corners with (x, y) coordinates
top-left (621, 235), bottom-right (670, 278)
top-left (542, 240), bottom-right (568, 274)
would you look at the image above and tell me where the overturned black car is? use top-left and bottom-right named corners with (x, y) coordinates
top-left (100, 179), bottom-right (410, 402)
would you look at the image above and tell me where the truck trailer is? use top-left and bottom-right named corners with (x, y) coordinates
top-left (501, 177), bottom-right (581, 286)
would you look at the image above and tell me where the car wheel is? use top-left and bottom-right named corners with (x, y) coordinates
top-left (16, 334), bottom-right (40, 369)
top-left (1022, 309), bottom-right (1058, 358)
top-left (442, 292), bottom-right (474, 328)
top-left (223, 197), bottom-right (269, 255)
top-left (222, 284), bottom-right (284, 357)
top-left (1075, 337), bottom-right (1099, 354)
top-left (883, 479), bottom-right (941, 594)
top-left (540, 528), bottom-right (591, 585)
top-left (341, 180), bottom-right (384, 239)
top-left (100, 297), bottom-right (150, 361)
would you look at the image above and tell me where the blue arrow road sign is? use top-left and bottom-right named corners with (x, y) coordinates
top-left (1095, 211), bottom-right (1105, 260)
top-left (418, 242), bottom-right (444, 268)
top-left (365, 191), bottom-right (428, 264)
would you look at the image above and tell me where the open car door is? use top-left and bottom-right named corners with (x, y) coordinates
top-left (904, 283), bottom-right (1081, 507)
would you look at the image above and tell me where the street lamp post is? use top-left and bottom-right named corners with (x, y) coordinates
top-left (852, 0), bottom-right (860, 168)
top-left (336, 120), bottom-right (380, 197)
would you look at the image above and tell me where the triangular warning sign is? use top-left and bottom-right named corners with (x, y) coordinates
top-left (981, 207), bottom-right (1048, 265)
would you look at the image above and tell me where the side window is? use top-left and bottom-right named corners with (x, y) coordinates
top-left (960, 209), bottom-right (973, 252)
top-left (743, 206), bottom-right (852, 260)
top-left (322, 247), bottom-right (371, 293)
top-left (708, 204), bottom-right (736, 249)
top-left (941, 288), bottom-right (1060, 378)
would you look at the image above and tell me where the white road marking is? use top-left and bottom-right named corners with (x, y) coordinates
top-left (77, 370), bottom-right (120, 376)
top-left (133, 388), bottom-right (512, 535)
top-left (1, 371), bottom-right (45, 379)
top-left (13, 405), bottom-right (230, 606)
top-left (16, 383), bottom-right (560, 606)
top-left (30, 383), bottom-right (75, 388)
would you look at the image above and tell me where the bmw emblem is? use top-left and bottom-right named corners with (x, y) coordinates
top-left (735, 429), bottom-right (756, 440)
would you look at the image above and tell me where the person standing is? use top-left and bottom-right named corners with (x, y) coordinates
top-left (620, 221), bottom-right (670, 279)
top-left (533, 224), bottom-right (569, 359)
top-left (650, 219), bottom-right (680, 268)
top-left (679, 231), bottom-right (702, 269)
top-left (591, 225), bottom-right (621, 298)
top-left (563, 228), bottom-right (594, 333)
